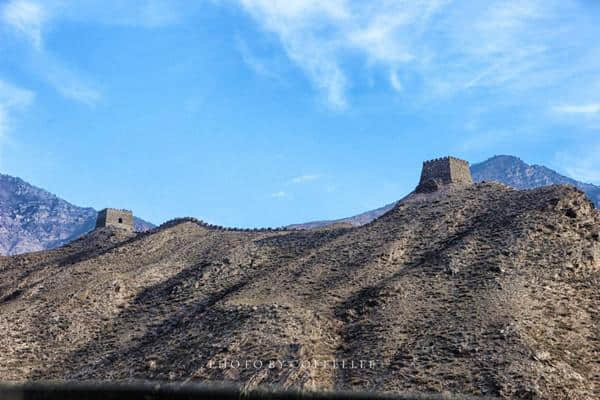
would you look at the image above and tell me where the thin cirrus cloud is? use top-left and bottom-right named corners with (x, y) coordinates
top-left (271, 174), bottom-right (321, 200)
top-left (389, 69), bottom-right (403, 93)
top-left (1, 0), bottom-right (101, 105)
top-left (290, 174), bottom-right (321, 184)
top-left (235, 0), bottom-right (598, 110)
top-left (271, 191), bottom-right (288, 198)
top-left (556, 147), bottom-right (600, 184)
top-left (35, 51), bottom-right (102, 106)
top-left (52, 0), bottom-right (188, 28)
top-left (235, 36), bottom-right (281, 80)
top-left (0, 109), bottom-right (7, 141)
top-left (0, 0), bottom-right (46, 49)
top-left (553, 104), bottom-right (600, 115)
top-left (0, 0), bottom-right (196, 106)
top-left (0, 79), bottom-right (35, 156)
top-left (0, 80), bottom-right (35, 109)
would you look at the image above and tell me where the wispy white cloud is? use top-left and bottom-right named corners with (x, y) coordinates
top-left (138, 0), bottom-right (182, 27)
top-left (1, 0), bottom-right (46, 49)
top-left (51, 80), bottom-right (100, 105)
top-left (458, 130), bottom-right (513, 152)
top-left (553, 104), bottom-right (600, 115)
top-left (54, 0), bottom-right (188, 28)
top-left (556, 147), bottom-right (600, 184)
top-left (290, 174), bottom-right (320, 184)
top-left (235, 0), bottom-right (595, 110)
top-left (237, 0), bottom-right (351, 108)
top-left (236, 36), bottom-right (281, 80)
top-left (1, 0), bottom-right (102, 105)
top-left (389, 69), bottom-right (403, 92)
top-left (0, 79), bottom-right (35, 161)
top-left (0, 108), bottom-right (8, 145)
top-left (1, 0), bottom-right (197, 106)
top-left (271, 191), bottom-right (288, 198)
top-left (38, 53), bottom-right (101, 105)
top-left (0, 80), bottom-right (35, 108)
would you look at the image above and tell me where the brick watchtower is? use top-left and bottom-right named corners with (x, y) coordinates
top-left (416, 156), bottom-right (473, 193)
top-left (95, 208), bottom-right (134, 231)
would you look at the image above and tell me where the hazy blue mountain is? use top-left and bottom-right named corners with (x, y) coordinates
top-left (288, 155), bottom-right (600, 229)
top-left (0, 173), bottom-right (154, 255)
top-left (471, 155), bottom-right (600, 206)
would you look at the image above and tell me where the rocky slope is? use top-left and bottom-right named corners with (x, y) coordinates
top-left (1, 182), bottom-right (598, 399)
top-left (289, 155), bottom-right (600, 229)
top-left (0, 173), bottom-right (154, 255)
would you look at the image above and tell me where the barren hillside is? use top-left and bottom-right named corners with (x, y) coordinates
top-left (1, 182), bottom-right (599, 399)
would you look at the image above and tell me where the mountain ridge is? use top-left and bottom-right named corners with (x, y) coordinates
top-left (1, 181), bottom-right (598, 398)
top-left (0, 172), bottom-right (154, 255)
top-left (2, 155), bottom-right (598, 254)
top-left (471, 155), bottom-right (600, 205)
top-left (287, 155), bottom-right (600, 229)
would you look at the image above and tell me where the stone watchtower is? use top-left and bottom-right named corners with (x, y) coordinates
top-left (416, 156), bottom-right (473, 193)
top-left (95, 208), bottom-right (134, 231)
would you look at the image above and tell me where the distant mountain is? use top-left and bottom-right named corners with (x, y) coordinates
top-left (288, 155), bottom-right (600, 229)
top-left (471, 155), bottom-right (600, 206)
top-left (0, 173), bottom-right (154, 255)
top-left (286, 201), bottom-right (398, 230)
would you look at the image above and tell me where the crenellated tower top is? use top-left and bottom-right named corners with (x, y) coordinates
top-left (416, 156), bottom-right (473, 192)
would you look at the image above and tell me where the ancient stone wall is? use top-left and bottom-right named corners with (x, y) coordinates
top-left (448, 157), bottom-right (473, 185)
top-left (100, 158), bottom-right (474, 234)
top-left (95, 209), bottom-right (134, 231)
top-left (416, 156), bottom-right (473, 192)
top-left (150, 217), bottom-right (292, 234)
top-left (419, 158), bottom-right (452, 185)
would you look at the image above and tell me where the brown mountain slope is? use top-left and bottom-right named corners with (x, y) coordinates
top-left (0, 183), bottom-right (599, 399)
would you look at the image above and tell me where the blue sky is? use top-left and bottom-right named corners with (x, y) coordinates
top-left (1, 0), bottom-right (600, 226)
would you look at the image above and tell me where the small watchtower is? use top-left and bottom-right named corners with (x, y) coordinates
top-left (416, 156), bottom-right (473, 193)
top-left (95, 208), bottom-right (134, 231)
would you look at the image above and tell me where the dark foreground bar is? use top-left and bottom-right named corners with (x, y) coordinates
top-left (0, 382), bottom-right (488, 400)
